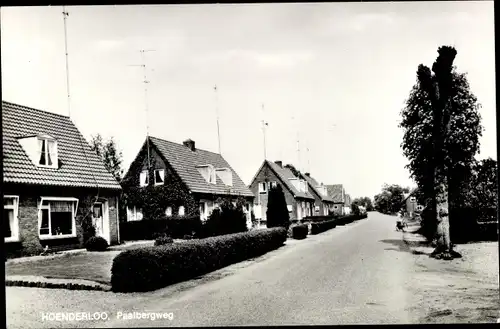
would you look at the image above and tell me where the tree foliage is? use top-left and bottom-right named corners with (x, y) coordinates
top-left (203, 197), bottom-right (248, 237)
top-left (352, 197), bottom-right (374, 211)
top-left (399, 54), bottom-right (483, 210)
top-left (373, 184), bottom-right (409, 214)
top-left (266, 184), bottom-right (291, 229)
top-left (90, 134), bottom-right (124, 182)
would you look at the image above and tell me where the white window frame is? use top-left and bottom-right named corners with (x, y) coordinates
top-left (178, 206), bottom-right (185, 216)
top-left (270, 181), bottom-right (278, 188)
top-left (127, 206), bottom-right (144, 221)
top-left (4, 195), bottom-right (20, 243)
top-left (154, 169), bottom-right (165, 186)
top-left (140, 170), bottom-right (149, 187)
top-left (37, 136), bottom-right (58, 169)
top-left (38, 197), bottom-right (78, 240)
top-left (259, 182), bottom-right (267, 194)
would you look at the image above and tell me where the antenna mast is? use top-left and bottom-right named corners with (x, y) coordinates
top-left (129, 49), bottom-right (155, 170)
top-left (62, 6), bottom-right (71, 117)
top-left (214, 85), bottom-right (222, 154)
top-left (261, 104), bottom-right (268, 160)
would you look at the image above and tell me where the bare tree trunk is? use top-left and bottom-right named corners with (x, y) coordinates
top-left (432, 180), bottom-right (461, 259)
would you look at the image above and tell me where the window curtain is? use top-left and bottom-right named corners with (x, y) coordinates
top-left (50, 201), bottom-right (73, 212)
top-left (38, 139), bottom-right (46, 165)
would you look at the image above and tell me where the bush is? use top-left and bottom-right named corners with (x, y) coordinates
top-left (111, 227), bottom-right (287, 292)
top-left (154, 234), bottom-right (173, 246)
top-left (291, 224), bottom-right (308, 239)
top-left (310, 219), bottom-right (337, 235)
top-left (85, 236), bottom-right (109, 251)
top-left (266, 185), bottom-right (290, 230)
top-left (81, 215), bottom-right (96, 244)
top-left (199, 197), bottom-right (248, 238)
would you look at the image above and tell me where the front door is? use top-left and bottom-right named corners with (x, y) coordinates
top-left (92, 203), bottom-right (104, 240)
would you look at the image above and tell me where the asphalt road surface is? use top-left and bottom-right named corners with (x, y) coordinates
top-left (6, 212), bottom-right (424, 327)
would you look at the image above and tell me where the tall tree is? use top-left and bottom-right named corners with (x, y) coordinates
top-left (400, 46), bottom-right (482, 260)
top-left (90, 134), bottom-right (124, 182)
top-left (266, 185), bottom-right (291, 229)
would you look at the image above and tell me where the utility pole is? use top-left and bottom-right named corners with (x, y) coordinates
top-left (214, 85), bottom-right (222, 154)
top-left (128, 49), bottom-right (155, 170)
top-left (62, 6), bottom-right (71, 117)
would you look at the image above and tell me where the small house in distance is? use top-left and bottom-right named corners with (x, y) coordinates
top-left (248, 160), bottom-right (315, 224)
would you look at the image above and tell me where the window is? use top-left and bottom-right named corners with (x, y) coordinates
top-left (287, 205), bottom-right (293, 212)
top-left (4, 196), bottom-right (19, 242)
top-left (178, 206), bottom-right (185, 216)
top-left (165, 206), bottom-right (172, 217)
top-left (315, 206), bottom-right (320, 213)
top-left (38, 198), bottom-right (78, 239)
top-left (270, 181), bottom-right (278, 189)
top-left (154, 169), bottom-right (165, 185)
top-left (410, 197), bottom-right (416, 202)
top-left (334, 205), bottom-right (338, 209)
top-left (37, 137), bottom-right (58, 168)
top-left (199, 202), bottom-right (206, 221)
top-left (259, 182), bottom-right (267, 193)
top-left (140, 170), bottom-right (149, 187)
top-left (197, 165), bottom-right (216, 184)
top-left (127, 206), bottom-right (143, 221)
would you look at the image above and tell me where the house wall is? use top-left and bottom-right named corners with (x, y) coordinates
top-left (249, 164), bottom-right (299, 221)
top-left (3, 184), bottom-right (120, 258)
top-left (332, 203), bottom-right (344, 216)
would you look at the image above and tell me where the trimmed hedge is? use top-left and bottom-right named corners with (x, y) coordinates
top-left (111, 227), bottom-right (287, 292)
top-left (154, 234), bottom-right (173, 246)
top-left (291, 224), bottom-right (308, 239)
top-left (303, 215), bottom-right (337, 223)
top-left (311, 219), bottom-right (337, 235)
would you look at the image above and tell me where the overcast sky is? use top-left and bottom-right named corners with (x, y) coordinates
top-left (1, 2), bottom-right (496, 199)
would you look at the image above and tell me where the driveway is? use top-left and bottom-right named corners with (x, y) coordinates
top-left (7, 212), bottom-right (431, 327)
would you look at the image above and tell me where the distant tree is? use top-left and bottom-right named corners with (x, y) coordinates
top-left (399, 46), bottom-right (482, 259)
top-left (266, 185), bottom-right (290, 229)
top-left (352, 197), bottom-right (374, 211)
top-left (351, 203), bottom-right (360, 216)
top-left (373, 184), bottom-right (408, 214)
top-left (89, 134), bottom-right (124, 182)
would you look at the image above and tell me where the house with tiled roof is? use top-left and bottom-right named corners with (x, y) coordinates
top-left (248, 160), bottom-right (315, 223)
top-left (121, 136), bottom-right (255, 227)
top-left (326, 184), bottom-right (347, 215)
top-left (298, 172), bottom-right (335, 216)
top-left (402, 187), bottom-right (423, 218)
top-left (2, 101), bottom-right (122, 257)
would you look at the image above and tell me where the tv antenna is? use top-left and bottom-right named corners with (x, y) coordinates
top-left (214, 85), bottom-right (222, 154)
top-left (128, 49), bottom-right (156, 170)
top-left (261, 104), bottom-right (269, 160)
top-left (62, 6), bottom-right (71, 117)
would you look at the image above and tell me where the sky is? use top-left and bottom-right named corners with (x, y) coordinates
top-left (1, 2), bottom-right (496, 200)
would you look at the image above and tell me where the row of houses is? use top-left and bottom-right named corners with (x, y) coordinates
top-left (2, 101), bottom-right (352, 256)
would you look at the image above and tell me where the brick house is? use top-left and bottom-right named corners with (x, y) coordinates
top-left (121, 136), bottom-right (254, 226)
top-left (402, 188), bottom-right (422, 218)
top-left (2, 101), bottom-right (122, 257)
top-left (299, 172), bottom-right (335, 216)
top-left (248, 160), bottom-right (315, 223)
top-left (326, 184), bottom-right (347, 215)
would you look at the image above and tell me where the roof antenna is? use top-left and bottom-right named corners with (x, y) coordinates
top-left (261, 103), bottom-right (268, 160)
top-left (292, 115), bottom-right (300, 172)
top-left (214, 85), bottom-right (222, 154)
top-left (128, 49), bottom-right (155, 170)
top-left (62, 6), bottom-right (71, 117)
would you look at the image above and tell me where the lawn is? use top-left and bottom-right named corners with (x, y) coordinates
top-left (5, 251), bottom-right (120, 284)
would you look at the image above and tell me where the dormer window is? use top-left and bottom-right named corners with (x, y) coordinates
top-left (197, 165), bottom-right (216, 184)
top-left (154, 169), bottom-right (165, 185)
top-left (18, 134), bottom-right (58, 169)
top-left (140, 170), bottom-right (149, 187)
top-left (215, 168), bottom-right (233, 186)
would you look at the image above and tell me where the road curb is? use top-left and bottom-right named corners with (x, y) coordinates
top-left (5, 275), bottom-right (111, 292)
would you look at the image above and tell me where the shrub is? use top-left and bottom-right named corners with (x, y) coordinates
top-left (266, 185), bottom-right (291, 229)
top-left (310, 219), bottom-right (337, 235)
top-left (85, 236), bottom-right (109, 251)
top-left (291, 224), bottom-right (308, 239)
top-left (111, 227), bottom-right (287, 293)
top-left (154, 234), bottom-right (173, 246)
top-left (81, 215), bottom-right (96, 243)
top-left (200, 197), bottom-right (248, 238)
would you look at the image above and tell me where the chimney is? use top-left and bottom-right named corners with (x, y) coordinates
top-left (183, 139), bottom-right (195, 151)
top-left (305, 172), bottom-right (310, 177)
top-left (274, 160), bottom-right (282, 168)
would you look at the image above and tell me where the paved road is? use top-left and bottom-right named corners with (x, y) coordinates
top-left (6, 212), bottom-right (424, 327)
